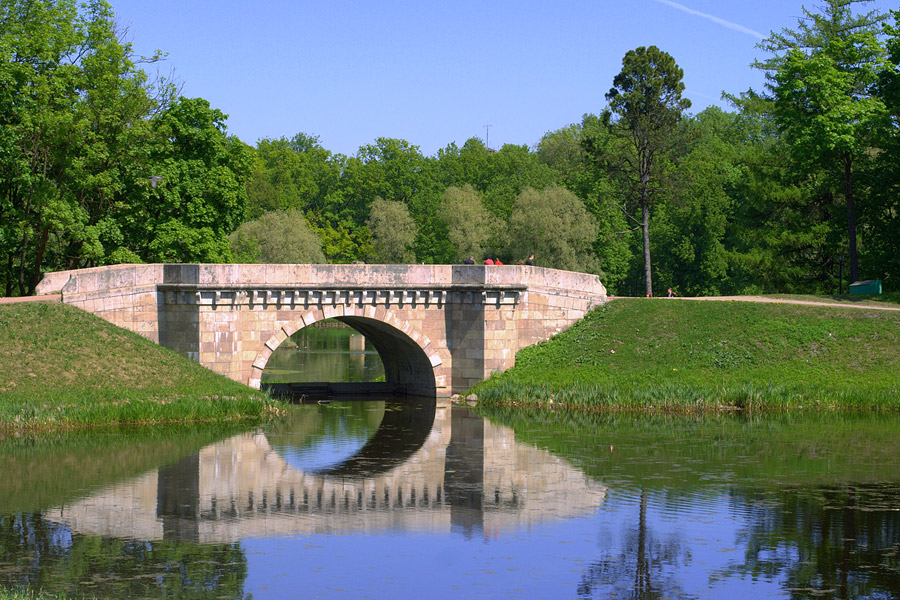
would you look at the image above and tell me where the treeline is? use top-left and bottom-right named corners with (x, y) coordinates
top-left (2, 0), bottom-right (898, 297)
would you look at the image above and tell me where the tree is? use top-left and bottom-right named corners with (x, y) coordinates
top-left (0, 0), bottom-right (169, 294)
top-left (506, 185), bottom-right (599, 272)
top-left (229, 209), bottom-right (325, 264)
top-left (437, 185), bottom-right (499, 262)
top-left (116, 97), bottom-right (253, 263)
top-left (543, 119), bottom-right (632, 293)
top-left (366, 197), bottom-right (417, 263)
top-left (602, 46), bottom-right (691, 296)
top-left (869, 10), bottom-right (900, 285)
top-left (756, 0), bottom-right (888, 284)
top-left (651, 108), bottom-right (734, 296)
top-left (246, 132), bottom-right (342, 220)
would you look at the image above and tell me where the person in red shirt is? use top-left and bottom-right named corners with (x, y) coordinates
top-left (484, 257), bottom-right (494, 265)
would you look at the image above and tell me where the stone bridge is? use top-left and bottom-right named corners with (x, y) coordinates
top-left (36, 263), bottom-right (606, 396)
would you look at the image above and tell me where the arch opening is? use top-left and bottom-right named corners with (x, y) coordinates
top-left (261, 320), bottom-right (385, 390)
top-left (257, 311), bottom-right (439, 399)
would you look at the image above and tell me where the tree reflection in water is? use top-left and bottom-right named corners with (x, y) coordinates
top-left (720, 483), bottom-right (900, 600)
top-left (577, 489), bottom-right (694, 600)
top-left (0, 513), bottom-right (249, 599)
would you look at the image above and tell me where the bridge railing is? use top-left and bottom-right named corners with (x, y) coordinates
top-left (36, 263), bottom-right (606, 304)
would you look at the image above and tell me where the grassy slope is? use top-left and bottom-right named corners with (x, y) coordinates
top-left (0, 302), bottom-right (279, 431)
top-left (473, 298), bottom-right (900, 411)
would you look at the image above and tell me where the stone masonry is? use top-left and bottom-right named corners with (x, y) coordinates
top-left (36, 263), bottom-right (607, 396)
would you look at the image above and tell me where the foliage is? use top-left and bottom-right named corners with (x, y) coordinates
top-left (125, 97), bottom-right (252, 263)
top-left (229, 208), bottom-right (325, 264)
top-left (0, 2), bottom-right (253, 294)
top-left (599, 45), bottom-right (691, 296)
top-left (0, 0), bottom-right (168, 295)
top-left (2, 0), bottom-right (898, 299)
top-left (437, 185), bottom-right (499, 262)
top-left (506, 186), bottom-right (600, 272)
top-left (366, 197), bottom-right (417, 263)
top-left (756, 0), bottom-right (888, 284)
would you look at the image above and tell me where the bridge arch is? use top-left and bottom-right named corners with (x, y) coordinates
top-left (251, 305), bottom-right (442, 396)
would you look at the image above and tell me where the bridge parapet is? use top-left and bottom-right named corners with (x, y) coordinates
top-left (36, 263), bottom-right (606, 394)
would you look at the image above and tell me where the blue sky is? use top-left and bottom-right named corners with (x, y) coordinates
top-left (110, 0), bottom-right (895, 157)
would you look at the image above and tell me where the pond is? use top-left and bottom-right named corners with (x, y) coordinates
top-left (2, 400), bottom-right (900, 599)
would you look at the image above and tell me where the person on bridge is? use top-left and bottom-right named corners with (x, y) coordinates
top-left (525, 253), bottom-right (535, 266)
top-left (484, 257), bottom-right (494, 265)
top-left (494, 257), bottom-right (503, 265)
top-left (464, 256), bottom-right (475, 264)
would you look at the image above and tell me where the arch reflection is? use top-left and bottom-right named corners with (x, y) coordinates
top-left (44, 403), bottom-right (607, 543)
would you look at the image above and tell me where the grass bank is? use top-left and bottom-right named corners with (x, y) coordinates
top-left (471, 297), bottom-right (900, 412)
top-left (0, 302), bottom-right (281, 432)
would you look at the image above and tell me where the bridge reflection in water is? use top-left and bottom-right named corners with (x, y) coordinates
top-left (45, 402), bottom-right (606, 543)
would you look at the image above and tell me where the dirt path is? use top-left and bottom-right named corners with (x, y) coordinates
top-left (611, 295), bottom-right (900, 312)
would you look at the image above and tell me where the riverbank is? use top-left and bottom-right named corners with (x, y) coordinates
top-left (470, 297), bottom-right (900, 412)
top-left (0, 302), bottom-right (280, 432)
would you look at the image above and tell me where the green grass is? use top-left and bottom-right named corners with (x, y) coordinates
top-left (471, 298), bottom-right (900, 412)
top-left (0, 302), bottom-right (283, 431)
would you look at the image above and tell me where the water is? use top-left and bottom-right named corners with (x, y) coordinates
top-left (3, 327), bottom-right (900, 598)
top-left (3, 403), bottom-right (900, 599)
top-left (260, 324), bottom-right (384, 385)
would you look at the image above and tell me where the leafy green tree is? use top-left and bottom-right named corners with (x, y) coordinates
top-left (869, 10), bottom-right (900, 286)
top-left (506, 185), bottom-right (599, 272)
top-left (247, 132), bottom-right (342, 220)
top-left (366, 197), bottom-right (417, 263)
top-left (756, 0), bottom-right (888, 284)
top-left (117, 97), bottom-right (253, 263)
top-left (544, 119), bottom-right (632, 293)
top-left (435, 137), bottom-right (494, 190)
top-left (438, 185), bottom-right (499, 262)
top-left (229, 209), bottom-right (325, 263)
top-left (602, 46), bottom-right (691, 296)
top-left (481, 144), bottom-right (557, 221)
top-left (0, 0), bottom-right (166, 294)
top-left (336, 138), bottom-right (444, 262)
top-left (651, 109), bottom-right (734, 296)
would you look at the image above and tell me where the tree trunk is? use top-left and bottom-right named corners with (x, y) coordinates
top-left (843, 154), bottom-right (859, 284)
top-left (642, 196), bottom-right (652, 297)
top-left (28, 225), bottom-right (51, 295)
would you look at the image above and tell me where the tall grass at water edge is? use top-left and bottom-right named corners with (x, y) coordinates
top-left (471, 298), bottom-right (900, 412)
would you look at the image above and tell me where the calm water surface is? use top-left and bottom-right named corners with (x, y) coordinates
top-left (260, 325), bottom-right (384, 384)
top-left (2, 401), bottom-right (900, 599)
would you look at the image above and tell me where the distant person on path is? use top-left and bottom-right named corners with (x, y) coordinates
top-left (525, 253), bottom-right (535, 266)
top-left (484, 257), bottom-right (494, 265)
top-left (464, 256), bottom-right (474, 264)
top-left (667, 288), bottom-right (674, 297)
top-left (494, 257), bottom-right (503, 265)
